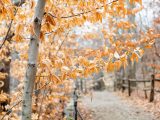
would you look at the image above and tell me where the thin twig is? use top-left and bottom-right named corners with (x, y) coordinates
top-left (55, 30), bottom-right (71, 56)
top-left (34, 81), bottom-right (51, 93)
top-left (1, 100), bottom-right (22, 120)
top-left (0, 20), bottom-right (13, 49)
top-left (0, 7), bottom-right (19, 49)
top-left (0, 0), bottom-right (26, 49)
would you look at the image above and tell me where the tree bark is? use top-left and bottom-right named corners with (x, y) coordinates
top-left (0, 59), bottom-right (11, 93)
top-left (22, 0), bottom-right (46, 120)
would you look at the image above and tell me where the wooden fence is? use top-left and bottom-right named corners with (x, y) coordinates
top-left (121, 74), bottom-right (160, 102)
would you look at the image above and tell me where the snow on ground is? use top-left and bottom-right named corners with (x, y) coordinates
top-left (81, 90), bottom-right (155, 120)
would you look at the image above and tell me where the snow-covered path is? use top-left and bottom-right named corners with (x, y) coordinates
top-left (81, 90), bottom-right (155, 120)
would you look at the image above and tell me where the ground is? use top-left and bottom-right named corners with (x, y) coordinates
top-left (81, 90), bottom-right (155, 120)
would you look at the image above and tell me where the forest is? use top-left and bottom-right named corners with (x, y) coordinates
top-left (0, 0), bottom-right (160, 120)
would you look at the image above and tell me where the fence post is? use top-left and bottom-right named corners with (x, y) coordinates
top-left (80, 79), bottom-right (83, 92)
top-left (73, 88), bottom-right (78, 120)
top-left (149, 74), bottom-right (155, 102)
top-left (128, 80), bottom-right (131, 96)
top-left (122, 79), bottom-right (125, 93)
top-left (84, 79), bottom-right (87, 93)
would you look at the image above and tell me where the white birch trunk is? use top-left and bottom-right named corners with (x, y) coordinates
top-left (22, 0), bottom-right (46, 120)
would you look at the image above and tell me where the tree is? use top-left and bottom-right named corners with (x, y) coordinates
top-left (22, 0), bottom-right (46, 120)
top-left (0, 0), bottom-right (25, 94)
top-left (0, 0), bottom-right (159, 120)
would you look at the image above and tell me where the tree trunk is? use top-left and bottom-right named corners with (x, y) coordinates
top-left (0, 57), bottom-right (11, 93)
top-left (22, 0), bottom-right (46, 120)
top-left (2, 60), bottom-right (11, 93)
top-left (125, 0), bottom-right (137, 86)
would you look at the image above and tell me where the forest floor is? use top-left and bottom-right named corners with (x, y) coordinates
top-left (80, 90), bottom-right (156, 120)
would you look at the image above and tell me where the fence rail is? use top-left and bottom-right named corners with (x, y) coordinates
top-left (121, 74), bottom-right (160, 102)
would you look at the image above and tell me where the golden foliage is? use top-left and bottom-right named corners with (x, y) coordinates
top-left (0, 0), bottom-right (158, 119)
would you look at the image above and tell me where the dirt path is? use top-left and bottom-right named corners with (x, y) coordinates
top-left (81, 90), bottom-right (155, 120)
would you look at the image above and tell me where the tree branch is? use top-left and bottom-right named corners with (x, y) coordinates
top-left (46, 0), bottom-right (118, 19)
top-left (55, 30), bottom-right (71, 55)
top-left (1, 100), bottom-right (22, 120)
top-left (0, 1), bottom-right (26, 49)
top-left (0, 20), bottom-right (14, 49)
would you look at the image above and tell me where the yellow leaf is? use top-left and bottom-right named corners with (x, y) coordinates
top-left (30, 1), bottom-right (35, 9)
top-left (129, 0), bottom-right (135, 4)
top-left (114, 60), bottom-right (122, 70)
top-left (135, 0), bottom-right (142, 5)
top-left (54, 59), bottom-right (63, 68)
top-left (105, 62), bottom-right (115, 72)
top-left (2, 0), bottom-right (11, 4)
top-left (84, 68), bottom-right (89, 77)
top-left (45, 22), bottom-right (52, 32)
top-left (40, 32), bottom-right (45, 41)
top-left (20, 53), bottom-right (28, 60)
top-left (130, 52), bottom-right (139, 63)
top-left (120, 55), bottom-right (128, 68)
top-left (51, 74), bottom-right (61, 82)
top-left (16, 24), bottom-right (23, 34)
top-left (78, 1), bottom-right (84, 8)
top-left (13, 34), bottom-right (23, 42)
top-left (95, 12), bottom-right (102, 22)
top-left (139, 49), bottom-right (144, 56)
top-left (145, 45), bottom-right (152, 49)
top-left (46, 14), bottom-right (56, 26)
top-left (69, 71), bottom-right (77, 79)
top-left (60, 73), bottom-right (66, 81)
top-left (7, 7), bottom-right (15, 19)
